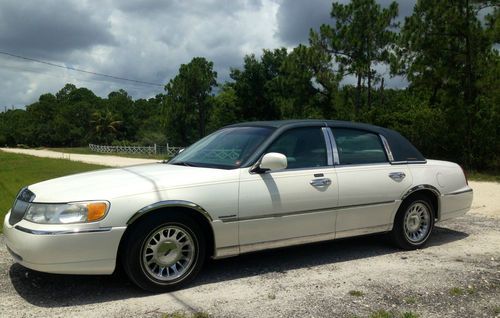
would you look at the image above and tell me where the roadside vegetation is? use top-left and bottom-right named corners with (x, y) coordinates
top-left (0, 151), bottom-right (105, 232)
top-left (0, 0), bottom-right (498, 173)
top-left (468, 171), bottom-right (500, 183)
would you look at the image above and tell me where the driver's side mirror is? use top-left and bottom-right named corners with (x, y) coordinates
top-left (253, 152), bottom-right (287, 173)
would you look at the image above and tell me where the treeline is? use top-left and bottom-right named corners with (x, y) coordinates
top-left (0, 0), bottom-right (499, 170)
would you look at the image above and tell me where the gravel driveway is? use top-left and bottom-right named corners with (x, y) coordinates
top-left (1, 181), bottom-right (499, 318)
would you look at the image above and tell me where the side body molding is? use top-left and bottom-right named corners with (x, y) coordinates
top-left (126, 200), bottom-right (213, 225)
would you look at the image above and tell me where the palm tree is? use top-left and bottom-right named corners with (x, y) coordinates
top-left (90, 110), bottom-right (123, 144)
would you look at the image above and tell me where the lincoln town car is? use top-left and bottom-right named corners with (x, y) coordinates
top-left (4, 120), bottom-right (473, 292)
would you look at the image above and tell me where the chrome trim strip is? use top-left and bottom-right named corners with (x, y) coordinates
top-left (334, 162), bottom-right (391, 168)
top-left (239, 232), bottom-right (335, 254)
top-left (444, 188), bottom-right (473, 196)
top-left (127, 200), bottom-right (213, 224)
top-left (321, 127), bottom-right (334, 166)
top-left (214, 246), bottom-right (240, 258)
top-left (326, 128), bottom-right (340, 165)
top-left (379, 134), bottom-right (395, 162)
top-left (222, 200), bottom-right (395, 223)
top-left (401, 184), bottom-right (441, 201)
top-left (391, 160), bottom-right (427, 165)
top-left (14, 225), bottom-right (112, 235)
top-left (335, 224), bottom-right (390, 239)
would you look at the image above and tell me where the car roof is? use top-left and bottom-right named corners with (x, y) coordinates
top-left (228, 119), bottom-right (383, 131)
top-left (227, 119), bottom-right (426, 163)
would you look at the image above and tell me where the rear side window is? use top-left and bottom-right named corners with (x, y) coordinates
top-left (266, 127), bottom-right (327, 169)
top-left (332, 128), bottom-right (387, 165)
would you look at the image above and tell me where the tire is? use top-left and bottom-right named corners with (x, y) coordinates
top-left (121, 212), bottom-right (206, 292)
top-left (390, 194), bottom-right (435, 250)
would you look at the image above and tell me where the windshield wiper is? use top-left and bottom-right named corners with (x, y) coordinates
top-left (170, 161), bottom-right (198, 167)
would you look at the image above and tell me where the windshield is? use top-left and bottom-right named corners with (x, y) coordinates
top-left (169, 126), bottom-right (274, 169)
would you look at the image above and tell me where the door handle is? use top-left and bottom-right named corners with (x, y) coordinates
top-left (310, 178), bottom-right (332, 187)
top-left (389, 172), bottom-right (406, 182)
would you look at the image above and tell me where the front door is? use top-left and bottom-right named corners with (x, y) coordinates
top-left (238, 126), bottom-right (339, 249)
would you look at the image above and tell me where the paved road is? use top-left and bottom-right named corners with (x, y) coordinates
top-left (0, 148), bottom-right (158, 167)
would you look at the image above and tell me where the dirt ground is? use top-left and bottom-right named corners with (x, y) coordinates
top-left (0, 181), bottom-right (499, 318)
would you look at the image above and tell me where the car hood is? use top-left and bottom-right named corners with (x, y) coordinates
top-left (28, 163), bottom-right (240, 203)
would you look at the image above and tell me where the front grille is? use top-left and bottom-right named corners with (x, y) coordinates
top-left (8, 188), bottom-right (35, 225)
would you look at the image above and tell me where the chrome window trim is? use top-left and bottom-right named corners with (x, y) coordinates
top-left (329, 127), bottom-right (389, 166)
top-left (379, 134), bottom-right (395, 162)
top-left (325, 127), bottom-right (340, 165)
top-left (257, 164), bottom-right (336, 174)
top-left (333, 162), bottom-right (392, 169)
top-left (15, 225), bottom-right (113, 235)
top-left (251, 126), bottom-right (332, 173)
top-left (321, 127), bottom-right (334, 166)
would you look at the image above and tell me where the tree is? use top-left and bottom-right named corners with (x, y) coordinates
top-left (229, 48), bottom-right (288, 121)
top-left (90, 110), bottom-right (123, 144)
top-left (310, 0), bottom-right (399, 111)
top-left (273, 44), bottom-right (339, 119)
top-left (208, 84), bottom-right (239, 132)
top-left (163, 57), bottom-right (217, 145)
top-left (396, 0), bottom-right (499, 168)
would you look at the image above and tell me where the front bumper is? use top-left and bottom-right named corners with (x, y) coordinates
top-left (3, 211), bottom-right (126, 275)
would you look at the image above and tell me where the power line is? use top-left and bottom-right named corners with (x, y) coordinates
top-left (0, 50), bottom-right (165, 87)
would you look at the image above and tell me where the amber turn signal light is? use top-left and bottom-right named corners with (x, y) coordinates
top-left (87, 202), bottom-right (108, 222)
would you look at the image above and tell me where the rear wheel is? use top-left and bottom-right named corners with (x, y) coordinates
top-left (121, 213), bottom-right (206, 292)
top-left (391, 194), bottom-right (435, 249)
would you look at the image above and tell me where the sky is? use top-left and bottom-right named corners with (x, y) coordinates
top-left (0, 0), bottom-right (417, 108)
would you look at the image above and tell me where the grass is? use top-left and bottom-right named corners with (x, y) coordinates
top-left (403, 296), bottom-right (417, 304)
top-left (369, 310), bottom-right (419, 318)
top-left (0, 151), bottom-right (106, 233)
top-left (46, 147), bottom-right (168, 160)
top-left (370, 310), bottom-right (394, 318)
top-left (494, 306), bottom-right (500, 315)
top-left (449, 287), bottom-right (464, 296)
top-left (348, 290), bottom-right (365, 297)
top-left (400, 312), bottom-right (419, 318)
top-left (467, 171), bottom-right (500, 183)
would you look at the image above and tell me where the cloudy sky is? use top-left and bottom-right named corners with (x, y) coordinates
top-left (0, 0), bottom-right (416, 108)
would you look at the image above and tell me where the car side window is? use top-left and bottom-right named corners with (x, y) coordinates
top-left (266, 127), bottom-right (327, 169)
top-left (332, 128), bottom-right (387, 165)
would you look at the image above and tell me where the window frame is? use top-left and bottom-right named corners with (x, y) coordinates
top-left (251, 125), bottom-right (334, 172)
top-left (328, 127), bottom-right (393, 167)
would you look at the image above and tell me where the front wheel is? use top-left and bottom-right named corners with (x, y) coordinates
top-left (121, 213), bottom-right (206, 292)
top-left (390, 194), bottom-right (435, 249)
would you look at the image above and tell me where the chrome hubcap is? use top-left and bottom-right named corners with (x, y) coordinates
top-left (142, 225), bottom-right (195, 281)
top-left (404, 202), bottom-right (431, 243)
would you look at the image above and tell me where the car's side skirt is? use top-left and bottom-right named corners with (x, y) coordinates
top-left (214, 224), bottom-right (391, 259)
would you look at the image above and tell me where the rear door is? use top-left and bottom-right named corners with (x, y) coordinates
top-left (331, 128), bottom-right (412, 238)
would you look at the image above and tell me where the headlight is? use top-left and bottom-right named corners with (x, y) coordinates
top-left (24, 201), bottom-right (109, 224)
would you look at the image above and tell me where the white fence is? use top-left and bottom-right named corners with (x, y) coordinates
top-left (89, 144), bottom-right (182, 157)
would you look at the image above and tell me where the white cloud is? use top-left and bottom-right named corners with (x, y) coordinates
top-left (0, 0), bottom-right (411, 108)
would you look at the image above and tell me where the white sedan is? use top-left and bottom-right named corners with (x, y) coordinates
top-left (4, 120), bottom-right (473, 292)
